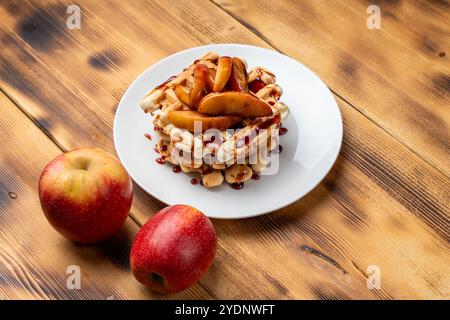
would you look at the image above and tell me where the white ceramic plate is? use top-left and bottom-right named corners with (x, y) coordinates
top-left (114, 44), bottom-right (342, 219)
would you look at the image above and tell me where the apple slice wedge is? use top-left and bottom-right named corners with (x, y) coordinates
top-left (213, 56), bottom-right (232, 92)
top-left (197, 92), bottom-right (273, 118)
top-left (206, 68), bottom-right (216, 92)
top-left (174, 63), bottom-right (209, 106)
top-left (227, 57), bottom-right (248, 92)
top-left (174, 85), bottom-right (191, 105)
top-left (190, 63), bottom-right (209, 105)
top-left (168, 110), bottom-right (242, 132)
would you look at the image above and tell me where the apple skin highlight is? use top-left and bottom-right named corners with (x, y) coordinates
top-left (39, 148), bottom-right (133, 244)
top-left (130, 205), bottom-right (217, 293)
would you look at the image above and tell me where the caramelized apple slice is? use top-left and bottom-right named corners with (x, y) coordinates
top-left (227, 57), bottom-right (248, 92)
top-left (190, 63), bottom-right (208, 105)
top-left (175, 64), bottom-right (208, 106)
top-left (213, 56), bottom-right (232, 92)
top-left (206, 68), bottom-right (216, 92)
top-left (248, 79), bottom-right (266, 93)
top-left (168, 110), bottom-right (242, 132)
top-left (197, 92), bottom-right (273, 118)
top-left (174, 85), bottom-right (191, 105)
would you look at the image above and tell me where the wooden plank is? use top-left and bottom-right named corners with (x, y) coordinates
top-left (204, 95), bottom-right (450, 299)
top-left (0, 0), bottom-right (449, 299)
top-left (0, 91), bottom-right (212, 299)
top-left (212, 0), bottom-right (450, 176)
top-left (0, 0), bottom-right (266, 150)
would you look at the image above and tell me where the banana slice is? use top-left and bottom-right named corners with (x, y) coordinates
top-left (224, 164), bottom-right (253, 184)
top-left (202, 170), bottom-right (224, 188)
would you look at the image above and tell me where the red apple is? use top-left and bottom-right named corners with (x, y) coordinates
top-left (39, 148), bottom-right (133, 244)
top-left (130, 205), bottom-right (217, 293)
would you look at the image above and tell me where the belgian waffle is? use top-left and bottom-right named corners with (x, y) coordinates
top-left (140, 52), bottom-right (290, 188)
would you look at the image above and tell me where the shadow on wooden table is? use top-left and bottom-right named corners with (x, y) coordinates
top-left (61, 223), bottom-right (135, 272)
top-left (217, 153), bottom-right (345, 236)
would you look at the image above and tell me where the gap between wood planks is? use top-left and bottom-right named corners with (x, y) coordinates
top-left (209, 0), bottom-right (450, 179)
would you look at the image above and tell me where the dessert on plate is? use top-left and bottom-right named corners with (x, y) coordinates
top-left (140, 52), bottom-right (290, 189)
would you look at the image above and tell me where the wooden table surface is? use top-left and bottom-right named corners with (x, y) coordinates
top-left (0, 0), bottom-right (449, 300)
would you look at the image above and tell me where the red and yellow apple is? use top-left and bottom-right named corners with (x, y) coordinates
top-left (130, 205), bottom-right (217, 293)
top-left (38, 148), bottom-right (133, 244)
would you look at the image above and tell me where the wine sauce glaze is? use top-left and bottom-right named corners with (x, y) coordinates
top-left (231, 182), bottom-right (244, 190)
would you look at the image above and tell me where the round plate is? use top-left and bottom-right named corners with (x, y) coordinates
top-left (114, 44), bottom-right (342, 219)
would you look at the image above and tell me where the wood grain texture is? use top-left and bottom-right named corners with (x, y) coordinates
top-left (0, 0), bottom-right (449, 299)
top-left (0, 91), bottom-right (215, 299)
top-left (212, 0), bottom-right (450, 176)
